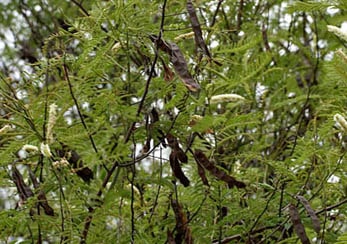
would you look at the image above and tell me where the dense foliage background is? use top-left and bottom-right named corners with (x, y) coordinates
top-left (1, 0), bottom-right (347, 243)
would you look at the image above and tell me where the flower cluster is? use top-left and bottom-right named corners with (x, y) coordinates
top-left (210, 93), bottom-right (245, 104)
top-left (47, 103), bottom-right (58, 144)
top-left (327, 25), bottom-right (347, 42)
top-left (334, 113), bottom-right (347, 131)
top-left (0, 124), bottom-right (11, 134)
top-left (174, 32), bottom-right (194, 41)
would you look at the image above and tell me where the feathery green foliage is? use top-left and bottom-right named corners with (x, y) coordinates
top-left (1, 0), bottom-right (347, 243)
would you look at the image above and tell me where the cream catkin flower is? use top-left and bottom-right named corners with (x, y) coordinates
top-left (189, 115), bottom-right (203, 126)
top-left (22, 144), bottom-right (39, 152)
top-left (47, 103), bottom-right (58, 144)
top-left (174, 32), bottom-right (195, 41)
top-left (336, 49), bottom-right (347, 63)
top-left (111, 42), bottom-right (122, 52)
top-left (327, 25), bottom-right (347, 42)
top-left (191, 114), bottom-right (203, 121)
top-left (210, 94), bottom-right (245, 104)
top-left (334, 113), bottom-right (347, 131)
top-left (0, 124), bottom-right (11, 134)
top-left (40, 142), bottom-right (52, 157)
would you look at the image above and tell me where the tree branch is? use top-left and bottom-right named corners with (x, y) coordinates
top-left (124, 0), bottom-right (168, 143)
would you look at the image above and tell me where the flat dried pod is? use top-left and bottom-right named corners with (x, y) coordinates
top-left (166, 133), bottom-right (180, 149)
top-left (12, 166), bottom-right (54, 216)
top-left (169, 42), bottom-right (200, 92)
top-left (167, 229), bottom-right (176, 244)
top-left (169, 151), bottom-right (190, 187)
top-left (289, 204), bottom-right (311, 244)
top-left (296, 195), bottom-right (320, 234)
top-left (161, 58), bottom-right (175, 82)
top-left (196, 160), bottom-right (209, 186)
top-left (171, 198), bottom-right (193, 244)
top-left (176, 148), bottom-right (188, 163)
top-left (166, 134), bottom-right (188, 163)
top-left (194, 149), bottom-right (245, 188)
top-left (149, 35), bottom-right (200, 92)
top-left (29, 169), bottom-right (54, 216)
top-left (187, 0), bottom-right (211, 58)
top-left (12, 165), bottom-right (34, 202)
top-left (150, 107), bottom-right (160, 123)
top-left (56, 144), bottom-right (94, 183)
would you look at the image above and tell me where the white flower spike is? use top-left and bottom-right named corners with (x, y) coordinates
top-left (0, 124), bottom-right (11, 134)
top-left (334, 113), bottom-right (347, 131)
top-left (327, 25), bottom-right (347, 42)
top-left (40, 142), bottom-right (52, 157)
top-left (47, 103), bottom-right (58, 144)
top-left (210, 94), bottom-right (245, 104)
top-left (112, 42), bottom-right (122, 52)
top-left (174, 32), bottom-right (195, 41)
top-left (22, 144), bottom-right (39, 152)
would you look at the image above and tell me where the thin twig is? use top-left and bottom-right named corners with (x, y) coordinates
top-left (80, 1), bottom-right (169, 242)
top-left (149, 147), bottom-right (163, 223)
top-left (248, 188), bottom-right (277, 240)
top-left (130, 136), bottom-right (136, 243)
top-left (124, 0), bottom-right (168, 143)
top-left (212, 225), bottom-right (279, 244)
top-left (70, 0), bottom-right (90, 17)
top-left (236, 0), bottom-right (244, 32)
top-left (210, 0), bottom-right (224, 27)
top-left (315, 198), bottom-right (347, 215)
top-left (70, 0), bottom-right (109, 33)
top-left (62, 59), bottom-right (99, 156)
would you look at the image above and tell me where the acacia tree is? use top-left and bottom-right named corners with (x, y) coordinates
top-left (1, 0), bottom-right (347, 243)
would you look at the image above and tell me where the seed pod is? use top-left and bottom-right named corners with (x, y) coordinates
top-left (169, 151), bottom-right (190, 187)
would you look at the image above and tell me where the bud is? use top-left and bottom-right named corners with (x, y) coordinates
top-left (52, 158), bottom-right (69, 168)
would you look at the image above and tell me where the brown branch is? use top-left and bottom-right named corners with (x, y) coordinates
top-left (212, 225), bottom-right (279, 244)
top-left (315, 198), bottom-right (347, 215)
